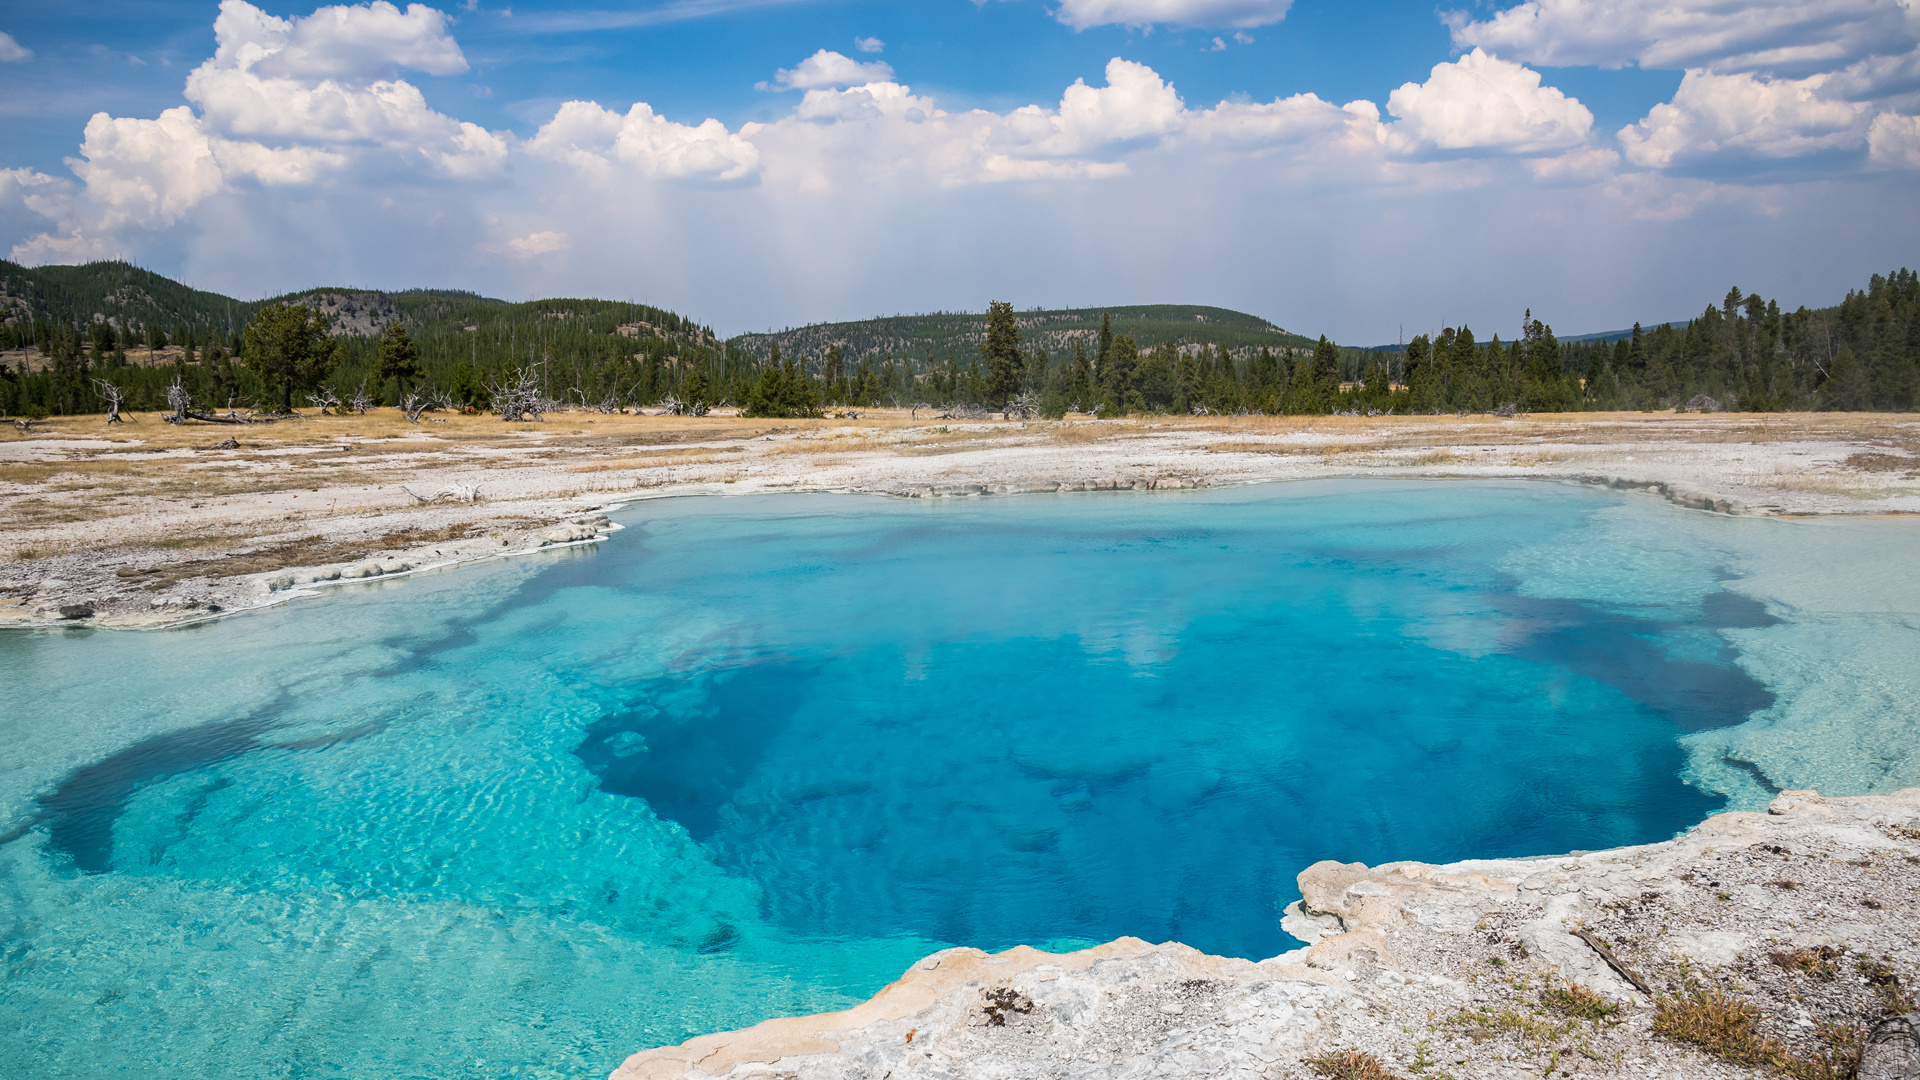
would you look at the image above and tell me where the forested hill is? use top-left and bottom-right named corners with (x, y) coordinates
top-left (0, 259), bottom-right (265, 336)
top-left (1, 259), bottom-right (1915, 418)
top-left (731, 305), bottom-right (1315, 364)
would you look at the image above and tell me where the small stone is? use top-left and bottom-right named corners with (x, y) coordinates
top-left (58, 602), bottom-right (95, 620)
top-left (267, 575), bottom-right (294, 591)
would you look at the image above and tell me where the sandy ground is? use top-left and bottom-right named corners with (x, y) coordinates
top-left (3, 407), bottom-right (1918, 629)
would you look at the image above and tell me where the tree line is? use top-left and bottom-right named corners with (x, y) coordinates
top-left (2, 267), bottom-right (1914, 421)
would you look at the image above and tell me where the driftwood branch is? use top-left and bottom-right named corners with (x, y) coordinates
top-left (1569, 927), bottom-right (1653, 996)
top-left (401, 483), bottom-right (480, 504)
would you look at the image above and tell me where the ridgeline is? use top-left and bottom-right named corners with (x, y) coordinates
top-left (1, 259), bottom-right (1915, 419)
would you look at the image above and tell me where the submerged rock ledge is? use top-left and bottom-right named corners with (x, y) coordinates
top-left (613, 789), bottom-right (1920, 1080)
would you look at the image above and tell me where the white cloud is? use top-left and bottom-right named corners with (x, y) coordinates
top-left (1050, 0), bottom-right (1293, 30)
top-left (1386, 49), bottom-right (1593, 155)
top-left (1867, 111), bottom-right (1920, 167)
top-left (69, 108), bottom-right (225, 231)
top-left (1189, 93), bottom-right (1379, 150)
top-left (506, 230), bottom-right (570, 258)
top-left (1005, 58), bottom-right (1187, 156)
top-left (11, 0), bottom-right (508, 260)
top-left (527, 101), bottom-right (759, 182)
top-left (1525, 145), bottom-right (1622, 181)
top-left (210, 0), bottom-right (467, 80)
top-left (770, 49), bottom-right (894, 90)
top-left (854, 36), bottom-right (884, 54)
top-left (181, 0), bottom-right (506, 175)
top-left (0, 31), bottom-right (32, 63)
top-left (1445, 0), bottom-right (1919, 76)
top-left (1618, 69), bottom-right (1873, 167)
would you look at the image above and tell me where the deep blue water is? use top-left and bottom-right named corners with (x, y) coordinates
top-left (0, 480), bottom-right (1867, 1078)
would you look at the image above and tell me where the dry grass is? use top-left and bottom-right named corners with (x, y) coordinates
top-left (1770, 946), bottom-right (1842, 981)
top-left (1304, 1050), bottom-right (1403, 1080)
top-left (1651, 986), bottom-right (1861, 1079)
top-left (111, 522), bottom-right (484, 589)
top-left (1540, 981), bottom-right (1623, 1024)
top-left (1443, 1002), bottom-right (1577, 1052)
top-left (1846, 452), bottom-right (1919, 473)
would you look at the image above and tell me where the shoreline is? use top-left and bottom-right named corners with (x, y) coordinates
top-left (611, 788), bottom-right (1920, 1080)
top-left (5, 409), bottom-right (1917, 631)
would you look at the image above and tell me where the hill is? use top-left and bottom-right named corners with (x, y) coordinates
top-left (731, 305), bottom-right (1315, 365)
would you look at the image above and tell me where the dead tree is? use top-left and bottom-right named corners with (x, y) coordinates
top-left (403, 384), bottom-right (457, 423)
top-left (92, 378), bottom-right (128, 424)
top-left (310, 385), bottom-right (344, 415)
top-left (571, 386), bottom-right (622, 414)
top-left (348, 379), bottom-right (373, 415)
top-left (490, 366), bottom-right (550, 422)
top-left (1004, 390), bottom-right (1040, 420)
top-left (164, 374), bottom-right (194, 424)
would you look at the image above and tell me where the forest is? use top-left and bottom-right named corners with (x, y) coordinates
top-left (1, 259), bottom-right (1915, 420)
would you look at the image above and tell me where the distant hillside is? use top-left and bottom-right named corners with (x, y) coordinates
top-left (733, 305), bottom-right (1315, 364)
top-left (0, 260), bottom-right (265, 335)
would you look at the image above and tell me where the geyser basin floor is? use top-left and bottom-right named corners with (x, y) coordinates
top-left (2, 480), bottom-right (1917, 1080)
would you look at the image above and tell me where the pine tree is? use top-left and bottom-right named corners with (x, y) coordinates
top-left (376, 321), bottom-right (422, 402)
top-left (979, 301), bottom-right (1024, 411)
top-left (243, 303), bottom-right (340, 412)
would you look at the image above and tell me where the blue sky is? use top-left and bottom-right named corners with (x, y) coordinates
top-left (1, 1), bottom-right (1915, 340)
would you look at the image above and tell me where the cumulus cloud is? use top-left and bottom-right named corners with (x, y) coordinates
top-left (70, 108), bottom-right (226, 231)
top-left (0, 31), bottom-right (32, 63)
top-left (769, 49), bottom-right (894, 90)
top-left (1445, 0), bottom-right (1919, 76)
top-left (1618, 69), bottom-right (1873, 167)
top-left (12, 0), bottom-right (512, 260)
top-left (1866, 111), bottom-right (1920, 168)
top-left (1051, 0), bottom-right (1293, 30)
top-left (526, 100), bottom-right (760, 182)
top-left (506, 230), bottom-right (570, 258)
top-left (210, 0), bottom-right (467, 80)
top-left (1385, 48), bottom-right (1593, 155)
top-left (1447, 0), bottom-right (1920, 172)
top-left (1004, 58), bottom-right (1187, 156)
top-left (854, 36), bottom-right (884, 54)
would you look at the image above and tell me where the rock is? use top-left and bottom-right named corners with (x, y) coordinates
top-left (348, 563), bottom-right (385, 579)
top-left (378, 561), bottom-right (410, 575)
top-left (210, 437), bottom-right (239, 450)
top-left (58, 602), bottom-right (95, 620)
top-left (609, 939), bottom-right (1350, 1080)
top-left (537, 523), bottom-right (600, 546)
top-left (267, 575), bottom-right (294, 591)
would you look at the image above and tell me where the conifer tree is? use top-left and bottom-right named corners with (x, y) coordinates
top-left (376, 321), bottom-right (422, 402)
top-left (243, 303), bottom-right (339, 412)
top-left (980, 301), bottom-right (1024, 411)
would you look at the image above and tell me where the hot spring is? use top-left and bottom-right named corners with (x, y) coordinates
top-left (3, 480), bottom-right (1918, 1079)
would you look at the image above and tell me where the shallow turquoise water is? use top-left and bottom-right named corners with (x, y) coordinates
top-left (3, 480), bottom-right (1918, 1078)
